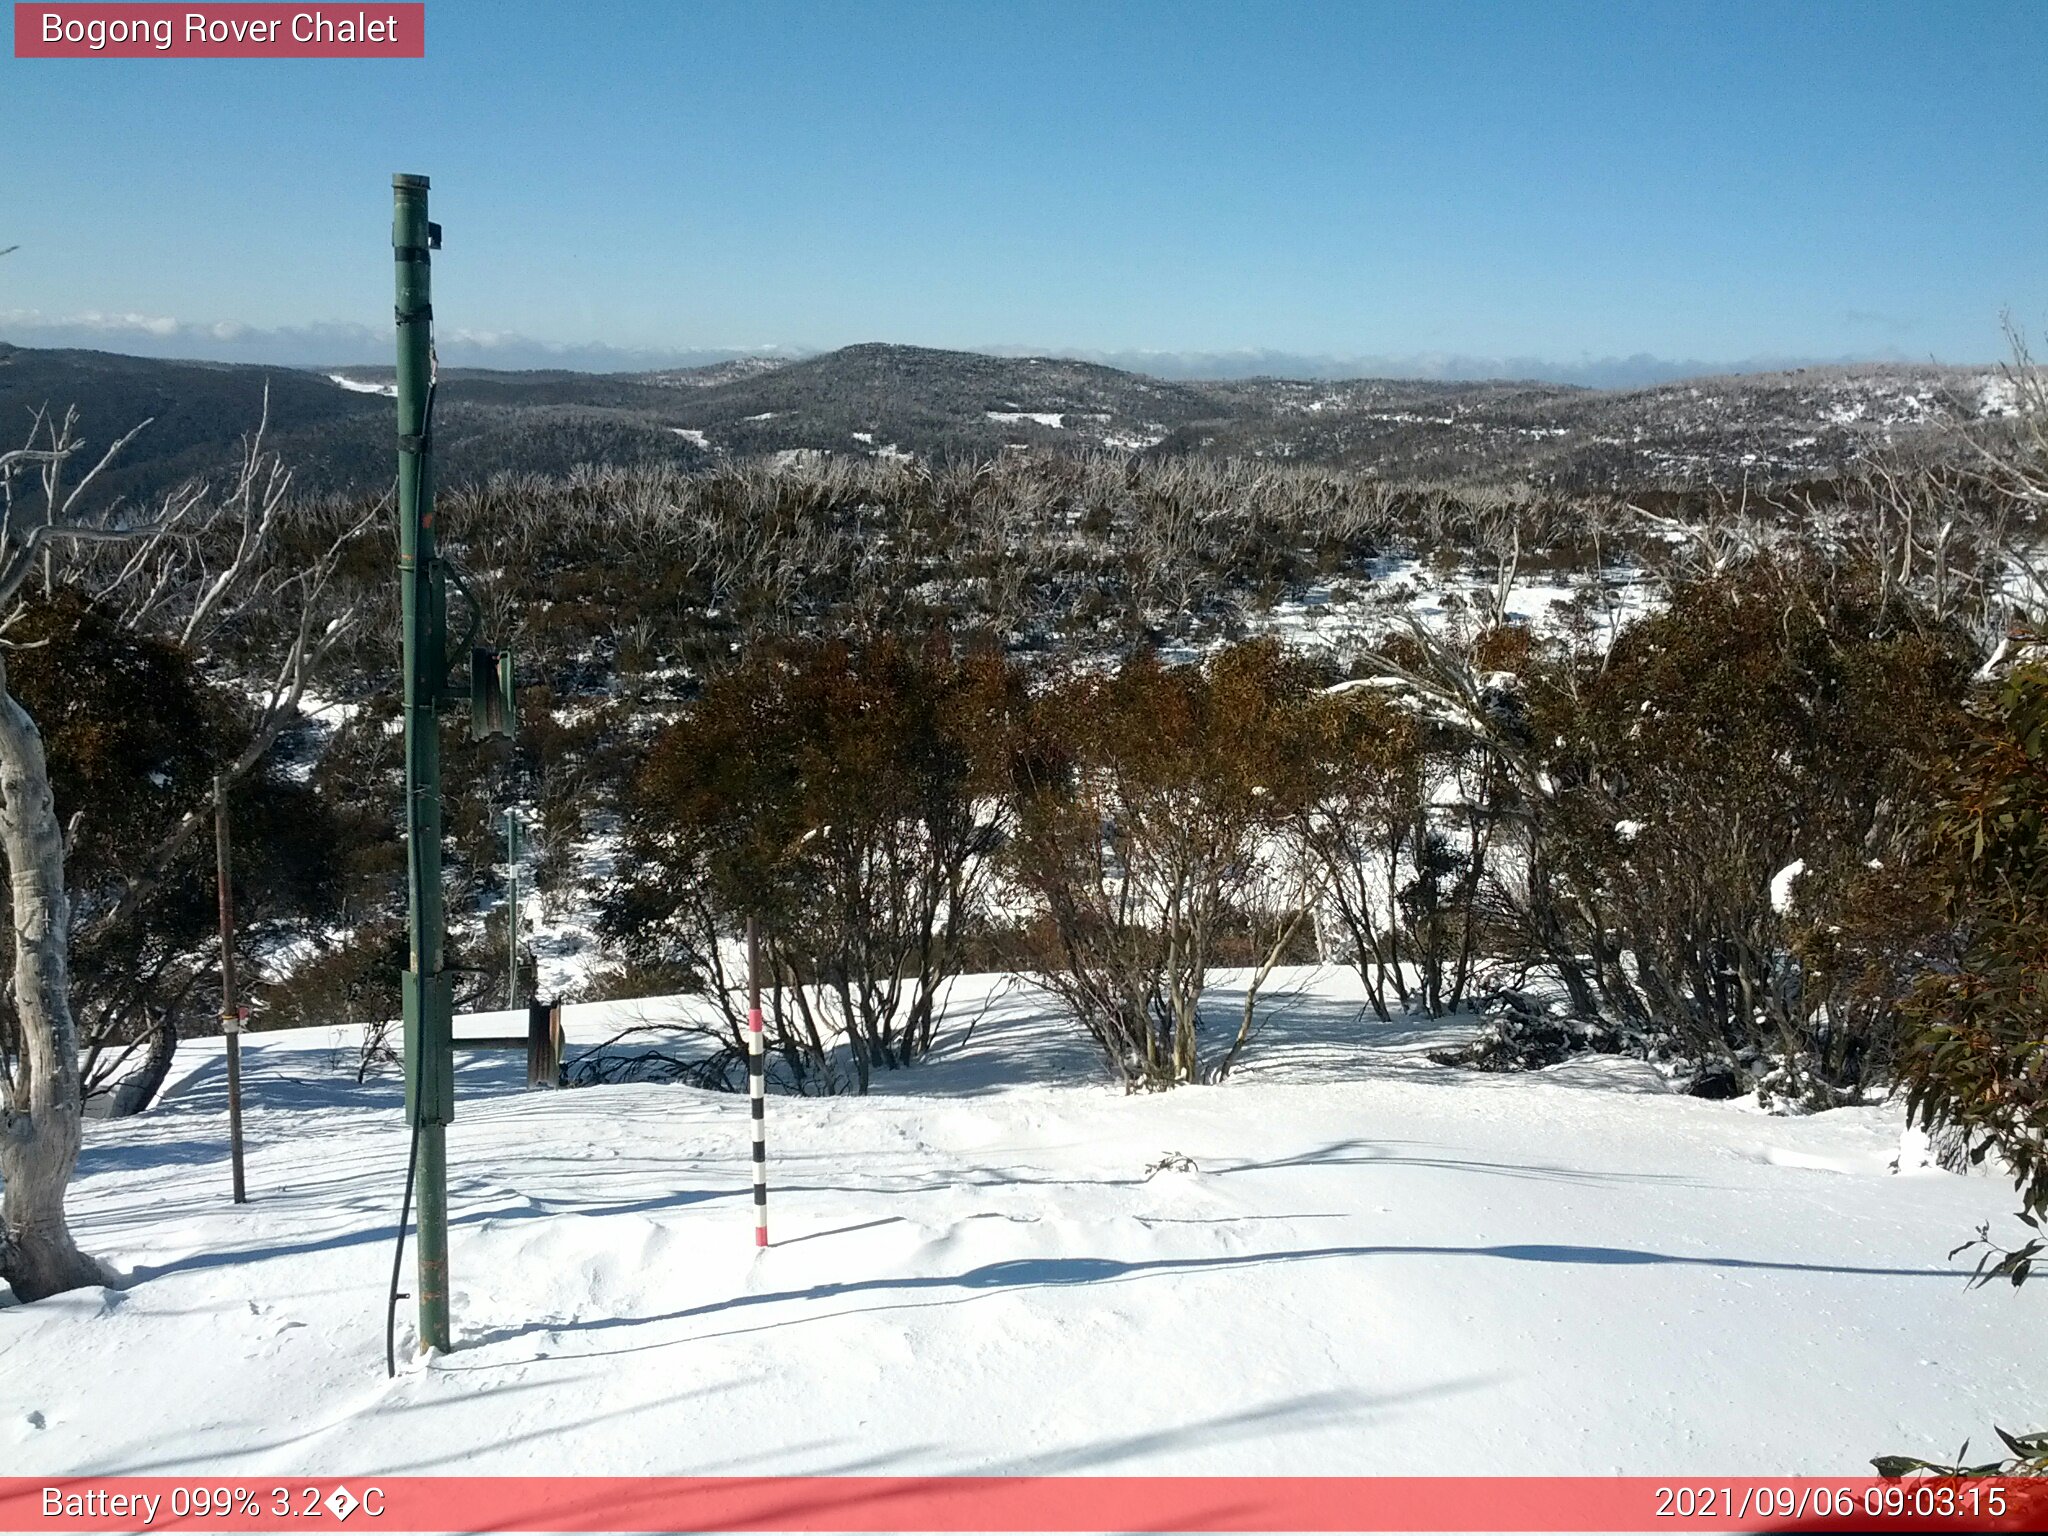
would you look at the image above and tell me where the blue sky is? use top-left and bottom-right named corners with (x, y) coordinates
top-left (3, 0), bottom-right (2044, 378)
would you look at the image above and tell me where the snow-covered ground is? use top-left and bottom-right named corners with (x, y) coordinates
top-left (5, 970), bottom-right (2038, 1478)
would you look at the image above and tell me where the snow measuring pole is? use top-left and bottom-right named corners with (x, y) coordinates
top-left (392, 173), bottom-right (516, 1356)
top-left (747, 914), bottom-right (768, 1247)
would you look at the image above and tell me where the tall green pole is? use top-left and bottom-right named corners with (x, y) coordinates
top-left (393, 173), bottom-right (453, 1354)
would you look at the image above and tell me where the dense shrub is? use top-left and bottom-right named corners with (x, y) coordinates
top-left (4, 589), bottom-right (348, 1104)
top-left (1008, 640), bottom-right (1327, 1088)
top-left (1348, 560), bottom-right (1984, 1098)
top-left (1504, 564), bottom-right (1979, 1098)
top-left (604, 634), bottom-right (1016, 1093)
top-left (1901, 657), bottom-right (2048, 1274)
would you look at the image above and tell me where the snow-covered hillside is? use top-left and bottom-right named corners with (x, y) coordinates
top-left (5, 971), bottom-right (2036, 1478)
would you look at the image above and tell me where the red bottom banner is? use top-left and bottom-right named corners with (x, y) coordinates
top-left (5, 1477), bottom-right (2047, 1534)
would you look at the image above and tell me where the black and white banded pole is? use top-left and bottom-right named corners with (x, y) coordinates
top-left (747, 913), bottom-right (768, 1248)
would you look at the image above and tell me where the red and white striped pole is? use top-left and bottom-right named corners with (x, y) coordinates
top-left (746, 913), bottom-right (768, 1248)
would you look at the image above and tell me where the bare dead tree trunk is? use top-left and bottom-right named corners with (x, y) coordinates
top-left (0, 666), bottom-right (109, 1300)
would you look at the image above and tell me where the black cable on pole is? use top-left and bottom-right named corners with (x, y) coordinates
top-left (385, 1115), bottom-right (422, 1378)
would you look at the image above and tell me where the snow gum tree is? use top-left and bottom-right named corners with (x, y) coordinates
top-left (1896, 336), bottom-right (2048, 1272)
top-left (607, 634), bottom-right (1017, 1094)
top-left (0, 405), bottom-right (363, 1301)
top-left (5, 589), bottom-right (349, 1111)
top-left (1526, 563), bottom-right (1975, 1095)
top-left (1902, 657), bottom-right (2048, 1273)
top-left (1288, 685), bottom-right (1428, 1023)
top-left (1009, 640), bottom-right (1326, 1088)
top-left (1355, 558), bottom-right (1981, 1096)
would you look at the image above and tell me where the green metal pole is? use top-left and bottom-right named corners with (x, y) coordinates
top-left (393, 172), bottom-right (452, 1355)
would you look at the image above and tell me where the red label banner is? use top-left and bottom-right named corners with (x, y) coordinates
top-left (13, 4), bottom-right (424, 58)
top-left (3, 1476), bottom-right (2048, 1533)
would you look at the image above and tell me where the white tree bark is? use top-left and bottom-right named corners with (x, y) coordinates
top-left (0, 658), bottom-right (109, 1300)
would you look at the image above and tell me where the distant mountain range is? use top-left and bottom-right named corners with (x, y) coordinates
top-left (0, 313), bottom-right (1944, 387)
top-left (0, 338), bottom-right (2021, 509)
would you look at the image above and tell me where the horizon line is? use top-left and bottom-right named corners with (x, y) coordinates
top-left (0, 326), bottom-right (2009, 394)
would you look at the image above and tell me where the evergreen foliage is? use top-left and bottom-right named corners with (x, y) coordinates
top-left (1901, 657), bottom-right (2048, 1281)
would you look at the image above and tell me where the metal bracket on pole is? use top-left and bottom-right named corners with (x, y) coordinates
top-left (402, 970), bottom-right (456, 1128)
top-left (470, 645), bottom-right (515, 740)
top-left (441, 559), bottom-right (483, 683)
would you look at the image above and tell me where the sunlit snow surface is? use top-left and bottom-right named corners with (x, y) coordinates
top-left (326, 374), bottom-right (397, 398)
top-left (1249, 556), bottom-right (1659, 664)
top-left (6, 969), bottom-right (2035, 1477)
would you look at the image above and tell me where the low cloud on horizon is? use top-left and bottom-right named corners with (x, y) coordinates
top-left (0, 309), bottom-right (1961, 391)
top-left (0, 310), bottom-right (784, 376)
